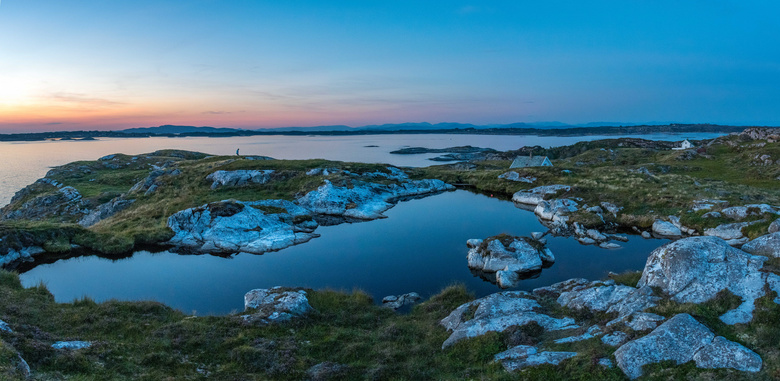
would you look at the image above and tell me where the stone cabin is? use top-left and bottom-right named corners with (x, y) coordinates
top-left (672, 139), bottom-right (694, 151)
top-left (510, 155), bottom-right (553, 168)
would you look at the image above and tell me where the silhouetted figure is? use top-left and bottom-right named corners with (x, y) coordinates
top-left (236, 148), bottom-right (239, 156)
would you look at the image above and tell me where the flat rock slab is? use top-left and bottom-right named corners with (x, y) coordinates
top-left (494, 345), bottom-right (577, 372)
top-left (614, 314), bottom-right (761, 379)
top-left (51, 341), bottom-right (92, 350)
top-left (243, 287), bottom-right (313, 324)
top-left (440, 291), bottom-right (578, 348)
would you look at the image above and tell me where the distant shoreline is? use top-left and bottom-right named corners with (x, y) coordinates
top-left (0, 124), bottom-right (756, 142)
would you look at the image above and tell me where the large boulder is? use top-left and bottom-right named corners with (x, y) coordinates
top-left (297, 179), bottom-right (454, 220)
top-left (466, 236), bottom-right (554, 288)
top-left (742, 232), bottom-right (780, 257)
top-left (440, 291), bottom-right (578, 348)
top-left (638, 236), bottom-right (780, 324)
top-left (614, 314), bottom-right (762, 379)
top-left (511, 185), bottom-right (571, 205)
top-left (704, 221), bottom-right (761, 245)
top-left (553, 279), bottom-right (661, 329)
top-left (167, 199), bottom-right (319, 254)
top-left (243, 287), bottom-right (313, 324)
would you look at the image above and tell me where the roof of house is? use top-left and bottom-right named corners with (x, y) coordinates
top-left (510, 156), bottom-right (552, 168)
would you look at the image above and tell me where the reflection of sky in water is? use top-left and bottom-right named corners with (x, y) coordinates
top-left (20, 191), bottom-right (666, 315)
top-left (0, 133), bottom-right (724, 206)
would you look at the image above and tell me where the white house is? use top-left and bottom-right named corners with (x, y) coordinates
top-left (672, 139), bottom-right (694, 151)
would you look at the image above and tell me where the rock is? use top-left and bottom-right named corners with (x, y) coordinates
top-left (0, 320), bottom-right (11, 333)
top-left (465, 239), bottom-right (483, 248)
top-left (440, 291), bottom-right (578, 348)
top-left (578, 237), bottom-right (596, 245)
top-left (742, 232), bottom-right (780, 257)
top-left (586, 229), bottom-right (608, 242)
top-left (530, 232), bottom-right (544, 240)
top-left (16, 354), bottom-right (30, 378)
top-left (624, 312), bottom-right (666, 331)
top-left (641, 231), bottom-right (651, 239)
top-left (639, 236), bottom-right (773, 324)
top-left (498, 171), bottom-right (536, 183)
top-left (358, 167), bottom-right (408, 181)
top-left (466, 236), bottom-right (554, 288)
top-left (668, 215), bottom-right (696, 235)
top-left (704, 221), bottom-right (760, 241)
top-left (608, 234), bottom-right (629, 242)
top-left (601, 331), bottom-right (629, 347)
top-left (306, 362), bottom-right (349, 381)
top-left (586, 205), bottom-right (603, 214)
top-left (52, 341), bottom-right (92, 350)
top-left (721, 204), bottom-right (777, 220)
top-left (381, 292), bottom-right (421, 310)
top-left (702, 211), bottom-right (722, 219)
top-left (297, 179), bottom-right (454, 220)
top-left (600, 202), bottom-right (622, 216)
top-left (534, 199), bottom-right (578, 222)
top-left (206, 170), bottom-right (275, 189)
top-left (1, 246), bottom-right (45, 269)
top-left (553, 325), bottom-right (603, 344)
top-left (1, 181), bottom-right (86, 222)
top-left (512, 185), bottom-right (571, 205)
top-left (652, 220), bottom-right (681, 237)
top-left (556, 280), bottom-right (660, 325)
top-left (167, 199), bottom-right (319, 255)
top-left (494, 345), bottom-right (577, 372)
top-left (599, 242), bottom-right (621, 249)
top-left (78, 198), bottom-right (136, 227)
top-left (614, 314), bottom-right (761, 379)
top-left (769, 218), bottom-right (780, 233)
top-left (243, 287), bottom-right (313, 323)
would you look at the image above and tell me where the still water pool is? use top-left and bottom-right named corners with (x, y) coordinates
top-left (19, 190), bottom-right (665, 315)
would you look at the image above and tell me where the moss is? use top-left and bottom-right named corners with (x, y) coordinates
top-left (608, 270), bottom-right (643, 288)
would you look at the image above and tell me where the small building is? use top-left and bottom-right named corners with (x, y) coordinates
top-left (510, 155), bottom-right (553, 168)
top-left (672, 139), bottom-right (694, 151)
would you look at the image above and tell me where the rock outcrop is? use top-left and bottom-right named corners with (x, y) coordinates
top-left (770, 218), bottom-right (780, 234)
top-left (440, 291), bottom-right (578, 348)
top-left (498, 172), bottom-right (535, 183)
top-left (639, 236), bottom-right (780, 324)
top-left (652, 219), bottom-right (681, 237)
top-left (512, 185), bottom-right (571, 205)
top-left (167, 199), bottom-right (319, 254)
top-left (703, 221), bottom-right (761, 246)
top-left (381, 292), bottom-right (421, 310)
top-left (297, 179), bottom-right (453, 220)
top-left (206, 170), bottom-right (275, 189)
top-left (614, 314), bottom-right (762, 379)
top-left (52, 341), bottom-right (92, 350)
top-left (0, 246), bottom-right (45, 269)
top-left (551, 279), bottom-right (661, 329)
top-left (78, 198), bottom-right (136, 227)
top-left (243, 287), bottom-right (313, 324)
top-left (742, 232), bottom-right (780, 257)
top-left (494, 345), bottom-right (577, 372)
top-left (466, 236), bottom-right (554, 288)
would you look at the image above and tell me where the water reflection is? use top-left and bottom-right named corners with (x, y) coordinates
top-left (20, 190), bottom-right (665, 315)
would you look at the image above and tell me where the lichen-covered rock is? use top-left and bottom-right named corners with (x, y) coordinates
top-left (721, 204), bottom-right (777, 220)
top-left (1, 180), bottom-right (87, 222)
top-left (742, 232), bottom-right (780, 258)
top-left (534, 199), bottom-right (578, 222)
top-left (466, 235), bottom-right (554, 288)
top-left (52, 341), bottom-right (92, 350)
top-left (704, 221), bottom-right (760, 243)
top-left (614, 314), bottom-right (761, 379)
top-left (770, 218), bottom-right (780, 234)
top-left (243, 287), bottom-right (313, 324)
top-left (494, 345), bottom-right (577, 372)
top-left (638, 236), bottom-right (772, 324)
top-left (297, 179), bottom-right (453, 220)
top-left (601, 331), bottom-right (629, 347)
top-left (440, 291), bottom-right (578, 348)
top-left (556, 280), bottom-right (660, 325)
top-left (652, 220), bottom-right (681, 237)
top-left (206, 170), bottom-right (275, 189)
top-left (78, 197), bottom-right (136, 227)
top-left (167, 199), bottom-right (319, 254)
top-left (553, 325), bottom-right (603, 344)
top-left (498, 172), bottom-right (535, 183)
top-left (511, 185), bottom-right (571, 205)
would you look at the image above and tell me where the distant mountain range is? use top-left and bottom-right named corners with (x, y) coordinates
top-left (118, 122), bottom-right (650, 134)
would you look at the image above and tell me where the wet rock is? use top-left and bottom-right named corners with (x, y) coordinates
top-left (297, 179), bottom-right (454, 220)
top-left (742, 232), bottom-right (780, 257)
top-left (206, 170), bottom-right (275, 189)
top-left (601, 331), bottom-right (629, 347)
top-left (614, 314), bottom-right (761, 379)
top-left (1, 246), bottom-right (45, 268)
top-left (167, 199), bottom-right (319, 255)
top-left (466, 236), bottom-right (554, 288)
top-left (52, 341), bottom-right (92, 350)
top-left (382, 292), bottom-right (421, 310)
top-left (306, 362), bottom-right (349, 381)
top-left (440, 291), bottom-right (578, 348)
top-left (639, 236), bottom-right (772, 324)
top-left (243, 287), bottom-right (313, 324)
top-left (652, 220), bottom-right (681, 237)
top-left (512, 185), bottom-right (571, 205)
top-left (78, 198), bottom-right (136, 227)
top-left (534, 199), bottom-right (578, 222)
top-left (494, 345), bottom-right (577, 372)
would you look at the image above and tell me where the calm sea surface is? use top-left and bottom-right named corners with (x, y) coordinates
top-left (3, 133), bottom-right (708, 314)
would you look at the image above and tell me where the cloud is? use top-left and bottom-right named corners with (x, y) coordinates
top-left (42, 92), bottom-right (124, 108)
top-left (202, 110), bottom-right (244, 115)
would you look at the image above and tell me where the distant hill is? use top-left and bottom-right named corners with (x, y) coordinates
top-left (120, 125), bottom-right (244, 134)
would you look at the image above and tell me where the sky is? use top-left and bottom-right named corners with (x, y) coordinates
top-left (1, 0), bottom-right (779, 132)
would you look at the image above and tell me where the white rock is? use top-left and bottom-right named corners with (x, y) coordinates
top-left (381, 292), bottom-right (421, 310)
top-left (599, 242), bottom-right (621, 249)
top-left (704, 221), bottom-right (760, 241)
top-left (244, 287), bottom-right (313, 323)
top-left (494, 345), bottom-right (577, 372)
top-left (553, 325), bottom-right (603, 344)
top-left (742, 232), bottom-right (780, 257)
top-left (466, 236), bottom-right (554, 288)
top-left (652, 220), bottom-right (681, 237)
top-left (769, 218), bottom-right (780, 233)
top-left (534, 199), bottom-right (578, 221)
top-left (440, 291), bottom-right (578, 348)
top-left (0, 320), bottom-right (11, 333)
top-left (206, 170), bottom-right (274, 189)
top-left (601, 331), bottom-right (629, 347)
top-left (52, 341), bottom-right (92, 350)
top-left (512, 185), bottom-right (571, 205)
top-left (598, 358), bottom-right (614, 368)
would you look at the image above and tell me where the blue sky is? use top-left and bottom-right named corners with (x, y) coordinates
top-left (1, 0), bottom-right (779, 131)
